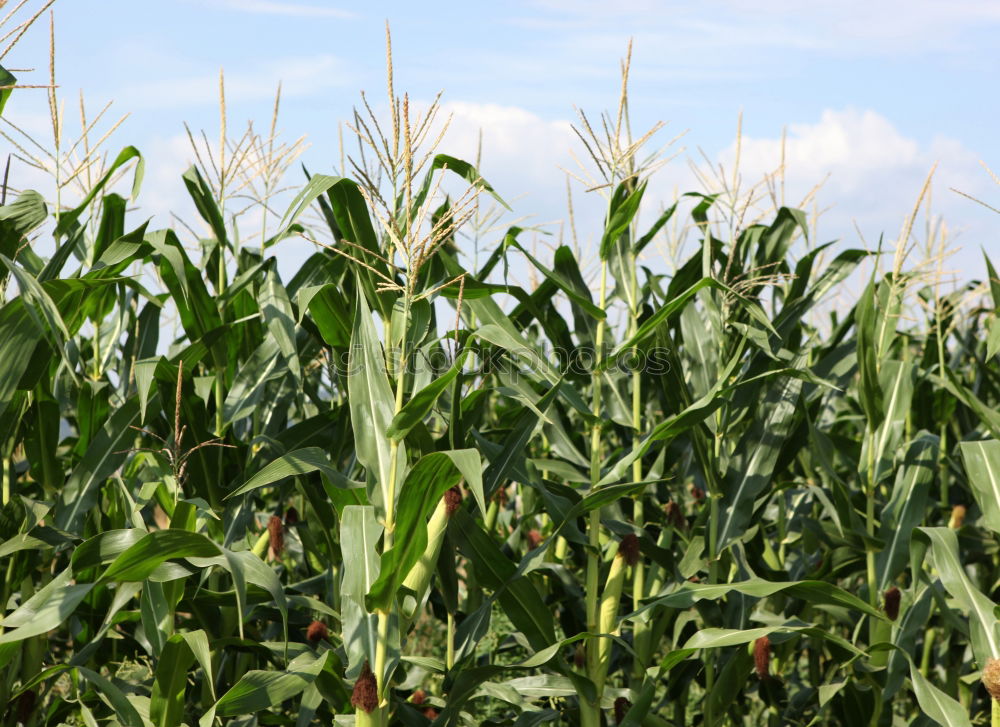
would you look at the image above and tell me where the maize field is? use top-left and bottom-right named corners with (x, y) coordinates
top-left (1, 8), bottom-right (1000, 727)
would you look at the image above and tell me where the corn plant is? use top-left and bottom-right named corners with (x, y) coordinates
top-left (4, 19), bottom-right (1000, 727)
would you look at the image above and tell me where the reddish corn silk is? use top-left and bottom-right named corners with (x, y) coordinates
top-left (267, 515), bottom-right (284, 556)
top-left (526, 529), bottom-right (543, 549)
top-left (410, 688), bottom-right (438, 718)
top-left (754, 636), bottom-right (772, 681)
top-left (664, 500), bottom-right (686, 529)
top-left (444, 485), bottom-right (463, 515)
top-left (618, 534), bottom-right (641, 567)
top-left (883, 586), bottom-right (901, 621)
top-left (284, 506), bottom-right (299, 525)
top-left (614, 696), bottom-right (632, 724)
top-left (351, 662), bottom-right (379, 713)
top-left (306, 620), bottom-right (328, 644)
top-left (494, 486), bottom-right (509, 506)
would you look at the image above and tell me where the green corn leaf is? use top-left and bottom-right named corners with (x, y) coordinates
top-left (386, 352), bottom-right (465, 441)
top-left (348, 288), bottom-right (402, 512)
top-left (876, 433), bottom-right (937, 589)
top-left (632, 201), bottom-right (678, 255)
top-left (0, 64), bottom-right (15, 115)
top-left (55, 146), bottom-right (144, 236)
top-left (227, 447), bottom-right (344, 499)
top-left (412, 154), bottom-right (509, 213)
top-left (856, 277), bottom-right (885, 428)
top-left (99, 529), bottom-right (220, 584)
top-left (600, 179), bottom-right (647, 260)
top-left (508, 239), bottom-right (606, 320)
top-left (451, 509), bottom-right (556, 651)
top-left (260, 262), bottom-right (301, 379)
top-left (366, 450), bottom-right (471, 611)
top-left (0, 190), bottom-right (47, 262)
top-left (182, 164), bottom-right (227, 246)
top-left (960, 439), bottom-right (1000, 535)
top-left (716, 372), bottom-right (803, 549)
top-left (482, 379), bottom-right (562, 499)
top-left (150, 633), bottom-right (197, 727)
top-left (341, 505), bottom-right (383, 678)
top-left (607, 277), bottom-right (727, 361)
top-left (302, 283), bottom-right (352, 347)
top-left (867, 358), bottom-right (916, 485)
top-left (0, 298), bottom-right (43, 420)
top-left (683, 624), bottom-right (863, 656)
top-left (629, 578), bottom-right (883, 621)
top-left (277, 172), bottom-right (341, 234)
top-left (913, 527), bottom-right (1000, 667)
top-left (0, 569), bottom-right (93, 644)
top-left (908, 657), bottom-right (973, 727)
top-left (54, 397), bottom-right (141, 533)
top-left (76, 667), bottom-right (146, 727)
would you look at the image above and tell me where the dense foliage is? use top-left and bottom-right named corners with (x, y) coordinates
top-left (2, 24), bottom-right (1000, 727)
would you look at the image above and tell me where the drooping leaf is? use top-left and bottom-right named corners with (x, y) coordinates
top-left (348, 288), bottom-right (403, 512)
top-left (341, 505), bottom-right (383, 679)
top-left (913, 527), bottom-right (1000, 667)
top-left (227, 447), bottom-right (344, 499)
top-left (960, 439), bottom-right (1000, 535)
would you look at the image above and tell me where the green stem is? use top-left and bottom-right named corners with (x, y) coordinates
top-left (1, 456), bottom-right (9, 506)
top-left (777, 495), bottom-right (787, 567)
top-left (629, 260), bottom-right (649, 678)
top-left (935, 298), bottom-right (948, 509)
top-left (92, 329), bottom-right (101, 380)
top-left (865, 428), bottom-right (886, 709)
top-left (214, 371), bottom-right (225, 437)
top-left (214, 210), bottom-right (227, 437)
top-left (446, 612), bottom-right (455, 671)
top-left (674, 685), bottom-right (687, 726)
top-left (373, 290), bottom-right (411, 717)
top-left (865, 428), bottom-right (878, 608)
top-left (582, 260), bottom-right (608, 727)
top-left (866, 494), bottom-right (877, 606)
top-left (704, 389), bottom-right (726, 723)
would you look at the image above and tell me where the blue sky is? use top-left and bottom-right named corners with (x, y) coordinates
top-left (5, 0), bottom-right (1000, 283)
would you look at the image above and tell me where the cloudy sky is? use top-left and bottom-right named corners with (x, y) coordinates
top-left (5, 0), bottom-right (1000, 282)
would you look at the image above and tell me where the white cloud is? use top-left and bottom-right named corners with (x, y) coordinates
top-left (717, 109), bottom-right (983, 229)
top-left (431, 101), bottom-right (999, 281)
top-left (440, 101), bottom-right (576, 189)
top-left (12, 91), bottom-right (995, 286)
top-left (705, 108), bottom-right (998, 281)
top-left (119, 54), bottom-right (350, 109)
top-left (206, 0), bottom-right (355, 18)
top-left (141, 133), bottom-right (199, 225)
